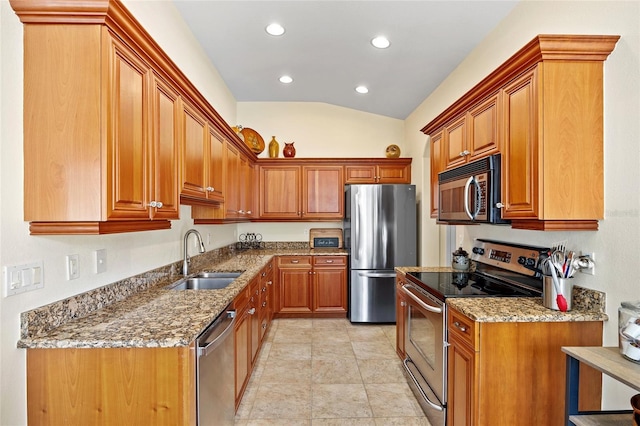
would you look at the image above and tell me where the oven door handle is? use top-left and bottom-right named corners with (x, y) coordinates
top-left (401, 284), bottom-right (443, 314)
top-left (403, 358), bottom-right (445, 412)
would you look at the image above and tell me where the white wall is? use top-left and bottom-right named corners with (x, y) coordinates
top-left (406, 0), bottom-right (640, 409)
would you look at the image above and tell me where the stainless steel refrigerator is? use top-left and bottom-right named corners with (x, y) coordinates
top-left (344, 184), bottom-right (417, 323)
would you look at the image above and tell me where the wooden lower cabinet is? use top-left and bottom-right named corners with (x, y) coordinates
top-left (233, 262), bottom-right (274, 410)
top-left (446, 308), bottom-right (603, 426)
top-left (275, 255), bottom-right (347, 317)
top-left (395, 275), bottom-right (407, 358)
top-left (26, 347), bottom-right (195, 425)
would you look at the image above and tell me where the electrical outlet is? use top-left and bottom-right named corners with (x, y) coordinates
top-left (66, 254), bottom-right (79, 280)
top-left (580, 252), bottom-right (596, 275)
top-left (303, 228), bottom-right (309, 236)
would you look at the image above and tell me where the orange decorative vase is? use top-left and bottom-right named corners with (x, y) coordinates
top-left (283, 142), bottom-right (296, 158)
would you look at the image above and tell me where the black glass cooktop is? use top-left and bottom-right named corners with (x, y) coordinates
top-left (406, 271), bottom-right (542, 301)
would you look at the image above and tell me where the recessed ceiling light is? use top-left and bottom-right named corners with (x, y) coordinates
top-left (371, 36), bottom-right (390, 49)
top-left (279, 75), bottom-right (293, 84)
top-left (266, 23), bottom-right (285, 36)
top-left (355, 86), bottom-right (369, 94)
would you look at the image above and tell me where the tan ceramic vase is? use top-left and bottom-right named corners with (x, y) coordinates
top-left (268, 136), bottom-right (279, 158)
top-left (283, 142), bottom-right (296, 158)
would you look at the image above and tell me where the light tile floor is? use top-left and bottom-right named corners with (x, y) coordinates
top-left (235, 318), bottom-right (432, 425)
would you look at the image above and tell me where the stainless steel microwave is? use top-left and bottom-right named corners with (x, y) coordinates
top-left (437, 154), bottom-right (509, 224)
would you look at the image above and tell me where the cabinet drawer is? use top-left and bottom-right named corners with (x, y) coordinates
top-left (313, 256), bottom-right (346, 266)
top-left (278, 256), bottom-right (312, 267)
top-left (232, 286), bottom-right (250, 310)
top-left (448, 309), bottom-right (477, 349)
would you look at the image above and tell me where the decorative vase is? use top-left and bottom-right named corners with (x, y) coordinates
top-left (268, 136), bottom-right (279, 158)
top-left (283, 142), bottom-right (296, 158)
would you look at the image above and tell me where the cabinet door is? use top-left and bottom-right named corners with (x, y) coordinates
top-left (234, 306), bottom-right (250, 407)
top-left (377, 163), bottom-right (411, 184)
top-left (302, 166), bottom-right (344, 219)
top-left (344, 164), bottom-right (376, 184)
top-left (447, 334), bottom-right (477, 426)
top-left (444, 115), bottom-right (468, 170)
top-left (312, 257), bottom-right (347, 313)
top-left (277, 257), bottom-right (312, 313)
top-left (260, 166), bottom-right (301, 219)
top-left (206, 127), bottom-right (225, 202)
top-left (106, 34), bottom-right (150, 220)
top-left (249, 280), bottom-right (261, 365)
top-left (502, 67), bottom-right (540, 219)
top-left (468, 93), bottom-right (500, 161)
top-left (395, 277), bottom-right (407, 358)
top-left (430, 129), bottom-right (444, 218)
top-left (225, 143), bottom-right (240, 218)
top-left (240, 154), bottom-right (255, 218)
top-left (180, 101), bottom-right (208, 200)
top-left (150, 74), bottom-right (180, 220)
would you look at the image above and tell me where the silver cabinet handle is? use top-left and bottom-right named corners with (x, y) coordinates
top-left (248, 307), bottom-right (256, 315)
top-left (459, 150), bottom-right (470, 157)
top-left (325, 259), bottom-right (334, 263)
top-left (246, 210), bottom-right (252, 215)
top-left (496, 202), bottom-right (505, 209)
top-left (262, 301), bottom-right (267, 307)
top-left (267, 280), bottom-right (273, 285)
top-left (400, 301), bottom-right (406, 307)
top-left (206, 186), bottom-right (214, 192)
top-left (238, 210), bottom-right (245, 214)
top-left (453, 321), bottom-right (467, 332)
top-left (148, 201), bottom-right (163, 208)
top-left (291, 259), bottom-right (299, 264)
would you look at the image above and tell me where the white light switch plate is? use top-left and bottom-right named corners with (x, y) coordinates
top-left (3, 261), bottom-right (44, 296)
top-left (66, 254), bottom-right (79, 280)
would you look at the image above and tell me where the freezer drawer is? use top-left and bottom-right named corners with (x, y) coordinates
top-left (349, 269), bottom-right (397, 323)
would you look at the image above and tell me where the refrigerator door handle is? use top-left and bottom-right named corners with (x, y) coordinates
top-left (357, 271), bottom-right (397, 278)
top-left (354, 191), bottom-right (361, 262)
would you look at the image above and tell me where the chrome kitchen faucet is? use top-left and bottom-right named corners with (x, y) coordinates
top-left (183, 229), bottom-right (206, 276)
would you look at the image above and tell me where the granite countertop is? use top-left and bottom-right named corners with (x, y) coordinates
top-left (19, 246), bottom-right (347, 350)
top-left (395, 266), bottom-right (608, 323)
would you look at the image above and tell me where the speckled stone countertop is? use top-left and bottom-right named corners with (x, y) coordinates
top-left (18, 243), bottom-right (347, 349)
top-left (395, 266), bottom-right (608, 323)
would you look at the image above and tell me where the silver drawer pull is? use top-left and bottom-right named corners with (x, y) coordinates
top-left (453, 321), bottom-right (467, 332)
top-left (291, 260), bottom-right (299, 264)
top-left (248, 308), bottom-right (256, 315)
top-left (262, 301), bottom-right (267, 307)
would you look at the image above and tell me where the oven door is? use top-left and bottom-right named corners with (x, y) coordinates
top-left (402, 283), bottom-right (446, 426)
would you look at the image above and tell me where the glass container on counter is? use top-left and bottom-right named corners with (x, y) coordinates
top-left (619, 300), bottom-right (640, 363)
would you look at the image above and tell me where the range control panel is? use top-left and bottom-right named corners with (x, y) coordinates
top-left (470, 239), bottom-right (550, 277)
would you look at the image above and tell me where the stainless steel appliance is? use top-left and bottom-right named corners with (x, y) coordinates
top-left (196, 306), bottom-right (236, 426)
top-left (438, 154), bottom-right (508, 224)
top-left (401, 239), bottom-right (549, 426)
top-left (344, 184), bottom-right (417, 323)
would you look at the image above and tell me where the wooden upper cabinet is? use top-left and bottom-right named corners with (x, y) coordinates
top-left (444, 94), bottom-right (500, 171)
top-left (258, 162), bottom-right (345, 221)
top-left (429, 129), bottom-right (444, 218)
top-left (21, 23), bottom-right (174, 234)
top-left (302, 166), bottom-right (344, 219)
top-left (149, 73), bottom-right (181, 220)
top-left (180, 100), bottom-right (209, 202)
top-left (259, 165), bottom-right (302, 219)
top-left (240, 153), bottom-right (255, 218)
top-left (468, 93), bottom-right (500, 161)
top-left (12, 0), bottom-right (251, 234)
top-left (344, 159), bottom-right (412, 184)
top-left (207, 126), bottom-right (226, 203)
top-left (444, 115), bottom-right (468, 169)
top-left (502, 69), bottom-right (540, 220)
top-left (422, 35), bottom-right (619, 231)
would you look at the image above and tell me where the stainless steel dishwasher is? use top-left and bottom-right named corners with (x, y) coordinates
top-left (196, 306), bottom-right (236, 426)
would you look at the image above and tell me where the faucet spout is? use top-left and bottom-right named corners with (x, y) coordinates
top-left (183, 229), bottom-right (206, 276)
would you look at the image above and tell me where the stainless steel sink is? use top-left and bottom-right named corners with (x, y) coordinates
top-left (167, 272), bottom-right (243, 290)
top-left (194, 271), bottom-right (243, 279)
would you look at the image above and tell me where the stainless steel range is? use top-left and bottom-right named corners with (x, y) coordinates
top-left (401, 239), bottom-right (550, 426)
